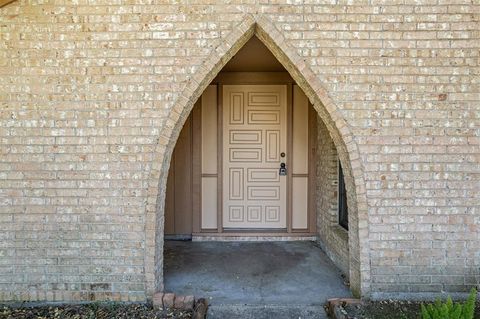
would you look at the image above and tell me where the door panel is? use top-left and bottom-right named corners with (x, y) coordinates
top-left (223, 85), bottom-right (287, 229)
top-left (292, 84), bottom-right (309, 230)
top-left (200, 85), bottom-right (218, 230)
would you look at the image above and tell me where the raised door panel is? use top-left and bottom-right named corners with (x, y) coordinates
top-left (293, 85), bottom-right (308, 175)
top-left (292, 177), bottom-right (308, 229)
top-left (201, 177), bottom-right (217, 229)
top-left (201, 85), bottom-right (217, 174)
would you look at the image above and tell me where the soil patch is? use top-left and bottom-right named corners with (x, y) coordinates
top-left (341, 300), bottom-right (480, 319)
top-left (0, 302), bottom-right (192, 319)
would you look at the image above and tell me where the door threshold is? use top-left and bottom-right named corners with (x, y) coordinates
top-left (192, 232), bottom-right (317, 242)
top-left (165, 234), bottom-right (192, 241)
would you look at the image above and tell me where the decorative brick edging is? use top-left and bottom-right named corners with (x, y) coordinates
top-left (325, 298), bottom-right (362, 319)
top-left (152, 292), bottom-right (208, 318)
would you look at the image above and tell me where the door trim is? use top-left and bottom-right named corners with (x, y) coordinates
top-left (286, 83), bottom-right (293, 233)
top-left (217, 84), bottom-right (224, 233)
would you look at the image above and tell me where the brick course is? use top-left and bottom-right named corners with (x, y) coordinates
top-left (0, 0), bottom-right (478, 301)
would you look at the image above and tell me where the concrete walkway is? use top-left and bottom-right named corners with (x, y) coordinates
top-left (164, 241), bottom-right (352, 318)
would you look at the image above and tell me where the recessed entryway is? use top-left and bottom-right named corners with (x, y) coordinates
top-left (164, 241), bottom-right (351, 317)
top-left (164, 36), bottom-right (319, 239)
top-left (161, 31), bottom-right (358, 298)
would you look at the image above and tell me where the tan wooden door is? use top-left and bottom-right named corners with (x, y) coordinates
top-left (222, 85), bottom-right (287, 229)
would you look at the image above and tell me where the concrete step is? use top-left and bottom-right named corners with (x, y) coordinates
top-left (207, 304), bottom-right (328, 319)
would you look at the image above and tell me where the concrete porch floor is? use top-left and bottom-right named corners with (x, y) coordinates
top-left (164, 241), bottom-right (351, 317)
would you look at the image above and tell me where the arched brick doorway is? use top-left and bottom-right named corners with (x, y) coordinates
top-left (145, 14), bottom-right (369, 298)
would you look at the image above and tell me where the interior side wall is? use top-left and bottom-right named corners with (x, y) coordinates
top-left (316, 117), bottom-right (350, 277)
top-left (164, 114), bottom-right (193, 236)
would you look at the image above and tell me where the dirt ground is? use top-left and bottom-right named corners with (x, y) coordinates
top-left (0, 303), bottom-right (192, 319)
top-left (342, 299), bottom-right (480, 319)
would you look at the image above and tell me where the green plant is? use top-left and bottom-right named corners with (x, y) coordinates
top-left (420, 288), bottom-right (477, 319)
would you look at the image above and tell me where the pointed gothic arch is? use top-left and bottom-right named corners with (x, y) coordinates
top-left (0, 0), bottom-right (17, 8)
top-left (145, 14), bottom-right (370, 297)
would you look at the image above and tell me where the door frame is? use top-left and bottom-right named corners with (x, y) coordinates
top-left (191, 71), bottom-right (317, 238)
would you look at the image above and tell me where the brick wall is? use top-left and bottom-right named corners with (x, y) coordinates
top-left (316, 117), bottom-right (350, 277)
top-left (0, 0), bottom-right (478, 301)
